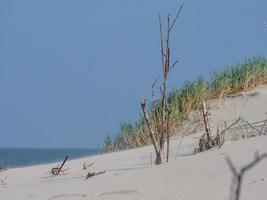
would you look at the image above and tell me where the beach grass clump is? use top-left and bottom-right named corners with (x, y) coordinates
top-left (102, 57), bottom-right (267, 152)
top-left (102, 135), bottom-right (115, 152)
top-left (211, 57), bottom-right (267, 98)
top-left (169, 77), bottom-right (208, 120)
top-left (113, 122), bottom-right (139, 150)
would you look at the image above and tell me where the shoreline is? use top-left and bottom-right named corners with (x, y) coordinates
top-left (0, 148), bottom-right (99, 170)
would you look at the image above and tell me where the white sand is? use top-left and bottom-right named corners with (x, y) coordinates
top-left (1, 85), bottom-right (267, 200)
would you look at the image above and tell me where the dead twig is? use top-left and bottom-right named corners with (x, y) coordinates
top-left (169, 2), bottom-right (184, 32)
top-left (200, 98), bottom-right (212, 151)
top-left (83, 162), bottom-right (94, 170)
top-left (85, 171), bottom-right (106, 179)
top-left (168, 59), bottom-right (179, 72)
top-left (141, 99), bottom-right (163, 165)
top-left (249, 0), bottom-right (267, 28)
top-left (242, 119), bottom-right (266, 136)
top-left (226, 152), bottom-right (267, 200)
top-left (50, 156), bottom-right (69, 175)
top-left (0, 177), bottom-right (7, 185)
top-left (218, 117), bottom-right (242, 148)
top-left (260, 120), bottom-right (267, 134)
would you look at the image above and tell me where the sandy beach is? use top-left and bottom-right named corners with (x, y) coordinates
top-left (1, 85), bottom-right (267, 200)
top-left (1, 1), bottom-right (267, 199)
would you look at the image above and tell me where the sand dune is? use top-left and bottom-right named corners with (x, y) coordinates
top-left (1, 85), bottom-right (267, 200)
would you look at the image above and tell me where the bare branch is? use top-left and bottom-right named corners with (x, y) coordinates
top-left (241, 152), bottom-right (267, 172)
top-left (50, 156), bottom-right (69, 175)
top-left (169, 2), bottom-right (184, 32)
top-left (0, 177), bottom-right (7, 186)
top-left (227, 152), bottom-right (267, 200)
top-left (169, 59), bottom-right (179, 72)
top-left (152, 76), bottom-right (160, 104)
top-left (243, 119), bottom-right (266, 135)
top-left (86, 171), bottom-right (106, 179)
top-left (141, 5), bottom-right (182, 165)
top-left (152, 76), bottom-right (160, 90)
top-left (201, 98), bottom-right (212, 150)
top-left (249, 0), bottom-right (267, 28)
top-left (159, 14), bottom-right (165, 71)
top-left (141, 99), bottom-right (161, 156)
top-left (226, 158), bottom-right (238, 177)
top-left (83, 162), bottom-right (94, 170)
top-left (218, 117), bottom-right (242, 148)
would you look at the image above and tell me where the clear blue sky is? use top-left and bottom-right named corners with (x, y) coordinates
top-left (0, 0), bottom-right (266, 148)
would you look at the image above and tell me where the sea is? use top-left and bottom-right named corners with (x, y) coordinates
top-left (0, 148), bottom-right (98, 168)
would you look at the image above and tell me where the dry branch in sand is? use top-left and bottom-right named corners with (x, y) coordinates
top-left (199, 99), bottom-right (212, 151)
top-left (0, 177), bottom-right (7, 185)
top-left (141, 2), bottom-right (184, 165)
top-left (227, 152), bottom-right (267, 200)
top-left (50, 156), bottom-right (69, 175)
top-left (85, 171), bottom-right (106, 179)
top-left (197, 99), bottom-right (226, 152)
top-left (219, 117), bottom-right (267, 147)
top-left (83, 162), bottom-right (94, 170)
top-left (197, 115), bottom-right (267, 153)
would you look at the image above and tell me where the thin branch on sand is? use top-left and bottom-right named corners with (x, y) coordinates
top-left (50, 156), bottom-right (69, 175)
top-left (86, 171), bottom-right (106, 179)
top-left (83, 162), bottom-right (94, 170)
top-left (226, 152), bottom-right (267, 200)
top-left (0, 177), bottom-right (7, 185)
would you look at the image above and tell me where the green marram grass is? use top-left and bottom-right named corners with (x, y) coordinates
top-left (102, 57), bottom-right (267, 152)
top-left (211, 57), bottom-right (267, 98)
top-left (169, 77), bottom-right (208, 120)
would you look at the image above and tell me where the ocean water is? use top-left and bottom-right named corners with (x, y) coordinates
top-left (0, 148), bottom-right (98, 168)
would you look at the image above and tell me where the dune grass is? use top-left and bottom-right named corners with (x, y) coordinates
top-left (211, 57), bottom-right (267, 98)
top-left (102, 57), bottom-right (267, 152)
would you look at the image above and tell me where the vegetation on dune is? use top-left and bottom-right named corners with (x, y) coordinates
top-left (211, 57), bottom-right (267, 98)
top-left (102, 57), bottom-right (267, 152)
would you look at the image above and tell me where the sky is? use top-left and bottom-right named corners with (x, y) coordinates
top-left (0, 0), bottom-right (266, 148)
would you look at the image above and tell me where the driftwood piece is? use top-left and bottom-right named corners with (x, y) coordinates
top-left (216, 126), bottom-right (222, 146)
top-left (83, 162), bottom-right (94, 170)
top-left (198, 117), bottom-right (242, 152)
top-left (85, 171), bottom-right (106, 179)
top-left (141, 99), bottom-right (163, 165)
top-left (260, 120), bottom-right (267, 134)
top-left (218, 117), bottom-right (267, 148)
top-left (51, 156), bottom-right (69, 175)
top-left (218, 117), bottom-right (242, 148)
top-left (243, 119), bottom-right (266, 136)
top-left (200, 99), bottom-right (212, 151)
top-left (226, 152), bottom-right (267, 200)
top-left (0, 177), bottom-right (7, 185)
top-left (197, 118), bottom-right (239, 152)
